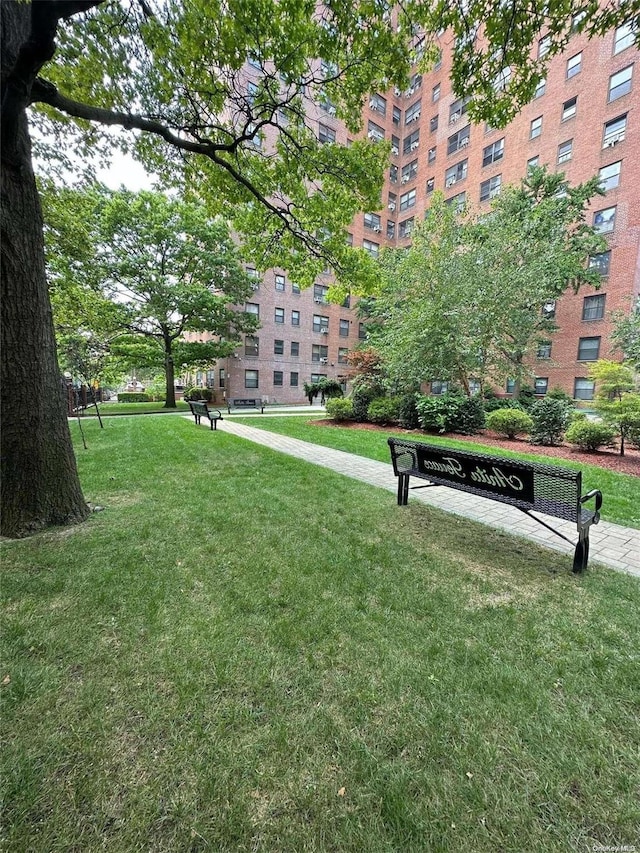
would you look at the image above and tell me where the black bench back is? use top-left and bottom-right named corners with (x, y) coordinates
top-left (388, 438), bottom-right (581, 522)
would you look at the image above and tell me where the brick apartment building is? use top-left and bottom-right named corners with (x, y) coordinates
top-left (205, 20), bottom-right (639, 405)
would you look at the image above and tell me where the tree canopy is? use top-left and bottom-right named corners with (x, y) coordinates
top-left (370, 168), bottom-right (607, 395)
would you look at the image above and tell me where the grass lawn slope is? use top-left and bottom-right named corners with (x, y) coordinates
top-left (2, 415), bottom-right (639, 852)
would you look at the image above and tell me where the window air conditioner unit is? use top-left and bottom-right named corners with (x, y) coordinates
top-left (408, 87), bottom-right (415, 95)
top-left (489, 187), bottom-right (500, 198)
top-left (319, 358), bottom-right (328, 363)
top-left (320, 329), bottom-right (328, 334)
top-left (391, 146), bottom-right (399, 155)
top-left (410, 141), bottom-right (419, 150)
top-left (369, 99), bottom-right (376, 108)
top-left (327, 106), bottom-right (337, 116)
top-left (373, 226), bottom-right (381, 233)
top-left (450, 112), bottom-right (461, 123)
top-left (314, 297), bottom-right (322, 303)
top-left (459, 138), bottom-right (469, 147)
top-left (401, 176), bottom-right (409, 183)
top-left (388, 202), bottom-right (396, 210)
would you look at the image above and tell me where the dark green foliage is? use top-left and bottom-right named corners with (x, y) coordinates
top-left (486, 408), bottom-right (534, 439)
top-left (183, 387), bottom-right (213, 402)
top-left (397, 393), bottom-right (421, 429)
top-left (518, 386), bottom-right (536, 410)
top-left (116, 392), bottom-right (151, 403)
top-left (565, 421), bottom-right (617, 452)
top-left (367, 397), bottom-right (400, 425)
top-left (529, 398), bottom-right (572, 446)
top-left (416, 392), bottom-right (486, 435)
top-left (350, 378), bottom-right (386, 422)
top-left (318, 378), bottom-right (343, 400)
top-left (325, 398), bottom-right (354, 421)
top-left (547, 386), bottom-right (574, 405)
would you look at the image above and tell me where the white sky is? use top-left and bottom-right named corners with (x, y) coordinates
top-left (96, 152), bottom-right (154, 191)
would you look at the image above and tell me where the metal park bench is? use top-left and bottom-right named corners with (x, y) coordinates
top-left (226, 398), bottom-right (264, 413)
top-left (188, 400), bottom-right (224, 430)
top-left (387, 437), bottom-right (602, 573)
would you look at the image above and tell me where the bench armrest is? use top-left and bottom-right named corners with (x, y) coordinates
top-left (580, 489), bottom-right (602, 519)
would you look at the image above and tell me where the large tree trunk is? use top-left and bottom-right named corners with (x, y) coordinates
top-left (1, 2), bottom-right (89, 537)
top-left (164, 343), bottom-right (176, 408)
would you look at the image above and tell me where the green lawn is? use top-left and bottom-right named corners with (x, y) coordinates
top-left (87, 400), bottom-right (191, 416)
top-left (2, 415), bottom-right (639, 852)
top-left (232, 416), bottom-right (640, 529)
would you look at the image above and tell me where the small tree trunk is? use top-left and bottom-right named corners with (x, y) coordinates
top-left (164, 344), bottom-right (176, 408)
top-left (1, 111), bottom-right (89, 536)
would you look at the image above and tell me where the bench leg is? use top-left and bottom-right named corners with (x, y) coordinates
top-left (397, 474), bottom-right (409, 506)
top-left (572, 531), bottom-right (590, 574)
top-left (194, 414), bottom-right (201, 425)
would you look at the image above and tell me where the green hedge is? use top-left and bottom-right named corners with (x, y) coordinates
top-left (116, 392), bottom-right (152, 403)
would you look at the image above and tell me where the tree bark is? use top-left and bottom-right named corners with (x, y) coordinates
top-left (1, 2), bottom-right (89, 536)
top-left (164, 342), bottom-right (176, 408)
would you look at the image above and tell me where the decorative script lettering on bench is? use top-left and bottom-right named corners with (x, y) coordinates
top-left (414, 446), bottom-right (535, 503)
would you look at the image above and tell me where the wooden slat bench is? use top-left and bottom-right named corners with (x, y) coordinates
top-left (188, 400), bottom-right (224, 430)
top-left (226, 398), bottom-right (264, 414)
top-left (388, 437), bottom-right (602, 573)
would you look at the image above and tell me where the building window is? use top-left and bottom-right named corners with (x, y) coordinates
top-left (274, 339), bottom-right (284, 355)
top-left (318, 123), bottom-right (336, 144)
top-left (405, 100), bottom-right (422, 124)
top-left (445, 159), bottom-right (468, 187)
top-left (446, 191), bottom-right (466, 212)
top-left (338, 347), bottom-right (349, 364)
top-left (426, 145), bottom-right (436, 163)
top-left (608, 65), bottom-right (633, 101)
top-left (557, 139), bottom-right (573, 163)
top-left (244, 335), bottom-right (259, 357)
top-left (392, 106), bottom-right (401, 126)
top-left (245, 301), bottom-right (259, 318)
top-left (431, 380), bottom-right (448, 395)
top-left (589, 250), bottom-right (611, 277)
top-left (537, 341), bottom-right (552, 359)
top-left (432, 83), bottom-right (441, 102)
top-left (358, 322), bottom-right (367, 340)
top-left (479, 174), bottom-right (502, 202)
top-left (506, 379), bottom-right (516, 394)
top-left (582, 294), bottom-right (606, 321)
top-left (449, 96), bottom-right (471, 124)
top-left (571, 11), bottom-right (587, 31)
top-left (599, 161), bottom-right (621, 191)
top-left (390, 164), bottom-right (398, 183)
top-left (339, 319), bottom-right (350, 337)
top-left (538, 35), bottom-right (551, 58)
top-left (534, 377), bottom-right (549, 395)
top-left (447, 124), bottom-right (470, 154)
top-left (430, 114), bottom-right (439, 133)
top-left (542, 300), bottom-right (556, 319)
top-left (388, 192), bottom-right (397, 212)
top-left (386, 220), bottom-right (396, 238)
top-left (482, 138), bottom-right (504, 167)
top-left (290, 372), bottom-right (299, 387)
top-left (219, 368), bottom-right (226, 389)
top-left (614, 23), bottom-right (636, 55)
top-left (399, 188), bottom-right (417, 211)
top-left (390, 134), bottom-right (400, 156)
top-left (274, 307), bottom-right (285, 324)
top-left (247, 266), bottom-right (260, 282)
top-left (401, 159), bottom-right (418, 183)
top-left (578, 336), bottom-right (601, 360)
top-left (574, 378), bottom-right (595, 400)
top-left (566, 52), bottom-right (582, 78)
top-left (291, 310), bottom-right (300, 326)
top-left (273, 371), bottom-right (283, 386)
top-left (562, 96), bottom-right (577, 121)
top-left (313, 314), bottom-right (329, 333)
top-left (364, 212), bottom-right (382, 232)
top-left (310, 373), bottom-right (327, 384)
top-left (245, 370), bottom-right (259, 389)
top-left (426, 177), bottom-right (435, 194)
top-left (530, 116), bottom-right (543, 139)
top-left (403, 129), bottom-right (420, 154)
top-left (527, 156), bottom-right (540, 171)
top-left (292, 282), bottom-right (301, 294)
top-left (362, 239), bottom-right (379, 257)
top-left (313, 284), bottom-right (329, 303)
top-left (398, 217), bottom-right (414, 238)
top-left (534, 77), bottom-right (546, 98)
top-left (312, 344), bottom-right (328, 362)
top-left (603, 114), bottom-right (627, 148)
top-left (290, 341), bottom-right (300, 356)
top-left (275, 273), bottom-right (285, 291)
top-left (369, 93), bottom-right (387, 115)
top-left (593, 206), bottom-right (616, 233)
top-left (367, 120), bottom-right (385, 141)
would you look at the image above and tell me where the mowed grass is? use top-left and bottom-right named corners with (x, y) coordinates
top-left (87, 400), bottom-right (191, 416)
top-left (231, 415), bottom-right (640, 529)
top-left (2, 415), bottom-right (639, 852)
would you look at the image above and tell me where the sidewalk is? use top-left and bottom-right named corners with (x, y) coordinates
top-left (213, 417), bottom-right (640, 578)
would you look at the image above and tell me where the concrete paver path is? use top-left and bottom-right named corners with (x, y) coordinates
top-left (207, 416), bottom-right (640, 578)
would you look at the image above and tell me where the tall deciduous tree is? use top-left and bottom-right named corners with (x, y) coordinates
top-left (372, 169), bottom-right (606, 394)
top-left (2, 1), bottom-right (637, 536)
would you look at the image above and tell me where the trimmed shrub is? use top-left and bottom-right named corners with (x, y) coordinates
top-left (486, 408), bottom-right (534, 439)
top-left (325, 398), bottom-right (354, 421)
top-left (116, 392), bottom-right (151, 403)
top-left (565, 421), bottom-right (617, 452)
top-left (547, 386), bottom-right (574, 405)
top-left (367, 397), bottom-right (400, 425)
top-left (518, 385), bottom-right (536, 410)
top-left (397, 393), bottom-right (420, 429)
top-left (184, 387), bottom-right (213, 402)
top-left (529, 397), bottom-right (572, 446)
top-left (350, 379), bottom-right (386, 422)
top-left (416, 392), bottom-right (485, 435)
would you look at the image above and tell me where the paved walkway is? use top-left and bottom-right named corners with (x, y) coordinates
top-left (207, 416), bottom-right (640, 578)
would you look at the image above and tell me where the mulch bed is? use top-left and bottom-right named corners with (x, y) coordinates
top-left (311, 420), bottom-right (640, 477)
